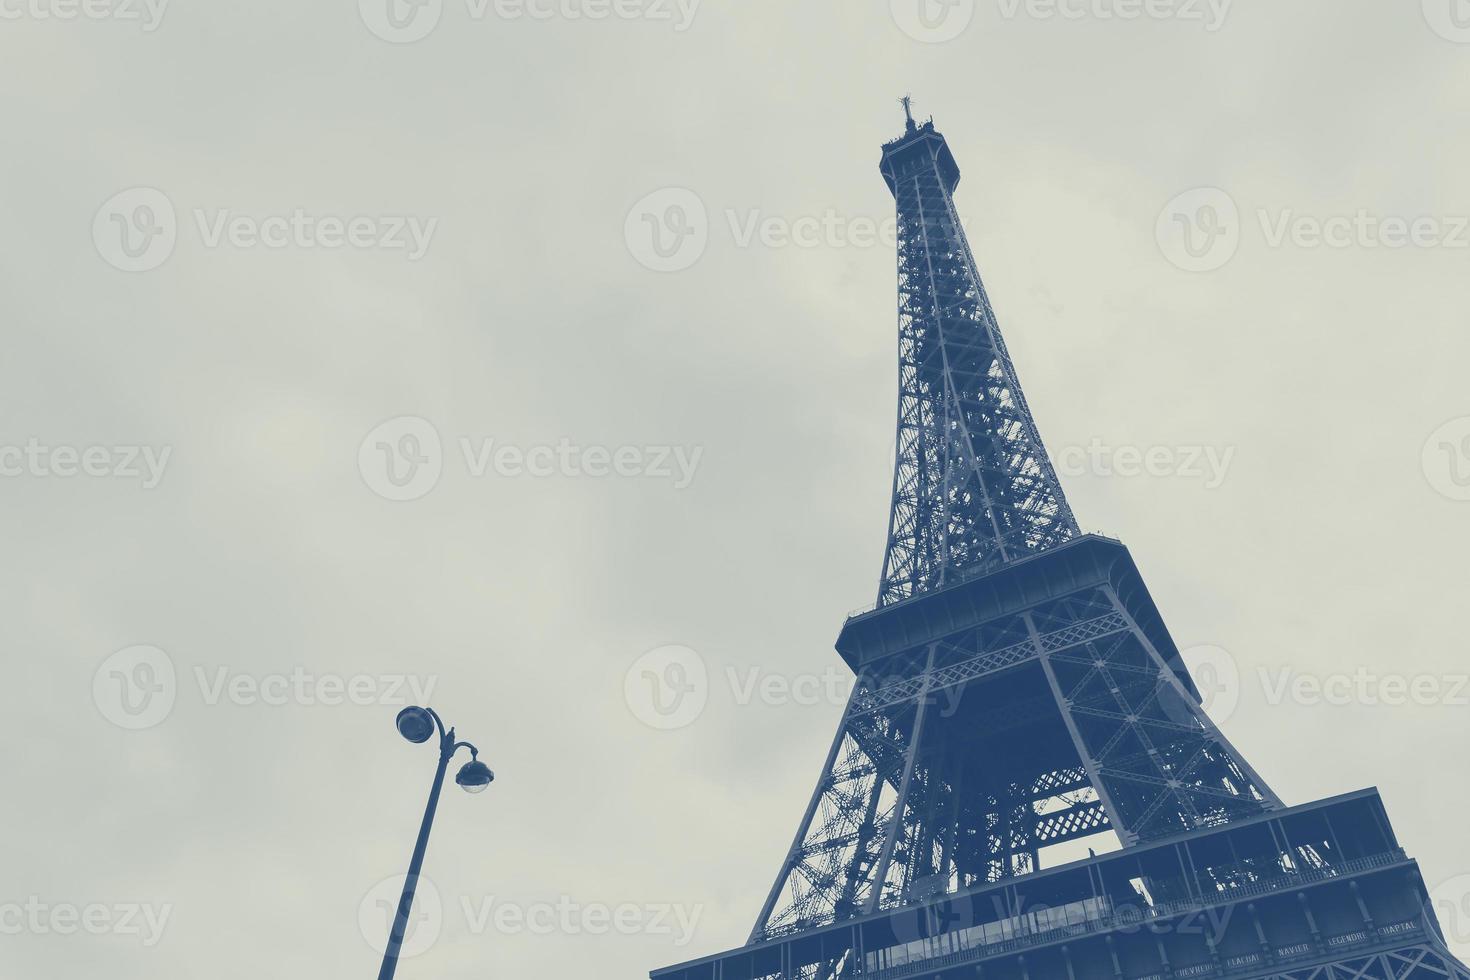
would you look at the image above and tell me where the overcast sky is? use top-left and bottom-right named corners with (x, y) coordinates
top-left (3, 2), bottom-right (1469, 978)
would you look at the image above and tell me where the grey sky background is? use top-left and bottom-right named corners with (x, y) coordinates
top-left (3, 2), bottom-right (1469, 977)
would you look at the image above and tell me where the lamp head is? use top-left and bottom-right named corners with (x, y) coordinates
top-left (456, 760), bottom-right (495, 794)
top-left (395, 706), bottom-right (436, 744)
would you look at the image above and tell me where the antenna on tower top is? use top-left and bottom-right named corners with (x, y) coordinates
top-left (900, 94), bottom-right (917, 134)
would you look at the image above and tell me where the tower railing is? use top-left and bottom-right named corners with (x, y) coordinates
top-left (854, 849), bottom-right (1411, 980)
top-left (846, 531), bottom-right (1127, 622)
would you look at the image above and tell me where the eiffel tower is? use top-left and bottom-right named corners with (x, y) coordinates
top-left (651, 104), bottom-right (1468, 980)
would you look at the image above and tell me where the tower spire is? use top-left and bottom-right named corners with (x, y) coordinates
top-left (900, 94), bottom-right (917, 133)
top-left (876, 113), bottom-right (1079, 607)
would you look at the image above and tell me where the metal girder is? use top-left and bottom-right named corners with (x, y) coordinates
top-left (1033, 798), bottom-right (1110, 843)
top-left (1240, 945), bottom-right (1470, 980)
top-left (847, 609), bottom-right (1129, 719)
top-left (752, 576), bottom-right (1284, 940)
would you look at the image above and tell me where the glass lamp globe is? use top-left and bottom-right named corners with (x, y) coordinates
top-left (456, 760), bottom-right (495, 794)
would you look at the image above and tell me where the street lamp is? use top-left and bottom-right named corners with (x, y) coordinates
top-left (376, 706), bottom-right (494, 980)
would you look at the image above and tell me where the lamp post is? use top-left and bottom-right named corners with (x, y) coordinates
top-left (377, 705), bottom-right (494, 980)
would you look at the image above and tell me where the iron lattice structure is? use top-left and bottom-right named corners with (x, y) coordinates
top-left (749, 572), bottom-right (1283, 942)
top-left (878, 108), bottom-right (1078, 607)
top-left (651, 108), bottom-right (1467, 980)
top-left (750, 109), bottom-right (1277, 945)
